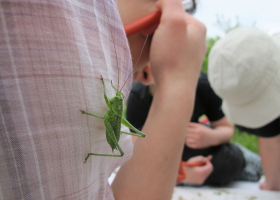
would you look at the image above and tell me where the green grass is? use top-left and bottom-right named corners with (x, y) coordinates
top-left (231, 127), bottom-right (259, 154)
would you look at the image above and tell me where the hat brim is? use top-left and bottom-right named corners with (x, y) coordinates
top-left (222, 68), bottom-right (280, 128)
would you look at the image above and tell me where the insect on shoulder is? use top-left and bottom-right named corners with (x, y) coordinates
top-left (80, 0), bottom-right (147, 162)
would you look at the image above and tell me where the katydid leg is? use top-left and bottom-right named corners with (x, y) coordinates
top-left (121, 131), bottom-right (145, 137)
top-left (80, 110), bottom-right (104, 119)
top-left (100, 75), bottom-right (110, 107)
top-left (121, 117), bottom-right (145, 137)
top-left (111, 80), bottom-right (118, 92)
top-left (84, 119), bottom-right (124, 162)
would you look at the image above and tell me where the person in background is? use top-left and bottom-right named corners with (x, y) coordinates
top-left (208, 27), bottom-right (280, 191)
top-left (127, 64), bottom-right (262, 186)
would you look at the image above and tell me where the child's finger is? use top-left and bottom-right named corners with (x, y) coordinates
top-left (155, 0), bottom-right (186, 33)
top-left (155, 0), bottom-right (184, 13)
top-left (188, 122), bottom-right (197, 127)
top-left (187, 155), bottom-right (206, 163)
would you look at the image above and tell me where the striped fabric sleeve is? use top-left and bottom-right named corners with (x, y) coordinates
top-left (0, 0), bottom-right (133, 199)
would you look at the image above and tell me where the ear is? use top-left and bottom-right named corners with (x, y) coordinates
top-left (134, 64), bottom-right (155, 85)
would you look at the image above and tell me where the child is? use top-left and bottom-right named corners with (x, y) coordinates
top-left (209, 27), bottom-right (280, 191)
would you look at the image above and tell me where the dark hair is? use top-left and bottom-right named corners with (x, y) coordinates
top-left (150, 0), bottom-right (197, 14)
top-left (186, 0), bottom-right (197, 14)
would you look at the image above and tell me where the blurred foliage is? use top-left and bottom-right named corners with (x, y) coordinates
top-left (201, 37), bottom-right (220, 73)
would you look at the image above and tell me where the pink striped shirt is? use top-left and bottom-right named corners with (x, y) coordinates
top-left (0, 0), bottom-right (133, 199)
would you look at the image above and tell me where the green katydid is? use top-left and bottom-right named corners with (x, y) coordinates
top-left (80, 0), bottom-right (147, 163)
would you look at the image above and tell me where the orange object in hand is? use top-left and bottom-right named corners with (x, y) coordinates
top-left (124, 11), bottom-right (161, 37)
top-left (176, 156), bottom-right (212, 184)
top-left (124, 0), bottom-right (193, 37)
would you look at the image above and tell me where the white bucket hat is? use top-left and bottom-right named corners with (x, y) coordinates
top-left (208, 27), bottom-right (280, 128)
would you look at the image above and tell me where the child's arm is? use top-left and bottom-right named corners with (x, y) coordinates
top-left (112, 0), bottom-right (206, 199)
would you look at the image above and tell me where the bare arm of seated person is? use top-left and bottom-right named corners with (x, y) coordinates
top-left (185, 116), bottom-right (234, 149)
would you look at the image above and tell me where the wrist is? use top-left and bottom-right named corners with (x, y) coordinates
top-left (150, 83), bottom-right (196, 136)
top-left (151, 62), bottom-right (201, 93)
top-left (208, 129), bottom-right (220, 146)
top-left (153, 82), bottom-right (196, 108)
top-left (210, 126), bottom-right (233, 145)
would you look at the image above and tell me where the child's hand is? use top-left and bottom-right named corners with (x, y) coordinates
top-left (180, 156), bottom-right (213, 185)
top-left (185, 123), bottom-right (216, 149)
top-left (149, 0), bottom-right (206, 90)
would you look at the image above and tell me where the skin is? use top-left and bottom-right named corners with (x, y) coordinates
top-left (134, 64), bottom-right (233, 185)
top-left (259, 135), bottom-right (280, 191)
top-left (112, 0), bottom-right (207, 199)
top-left (181, 156), bottom-right (213, 185)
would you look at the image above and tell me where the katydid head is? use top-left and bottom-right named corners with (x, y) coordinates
top-left (116, 91), bottom-right (125, 100)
